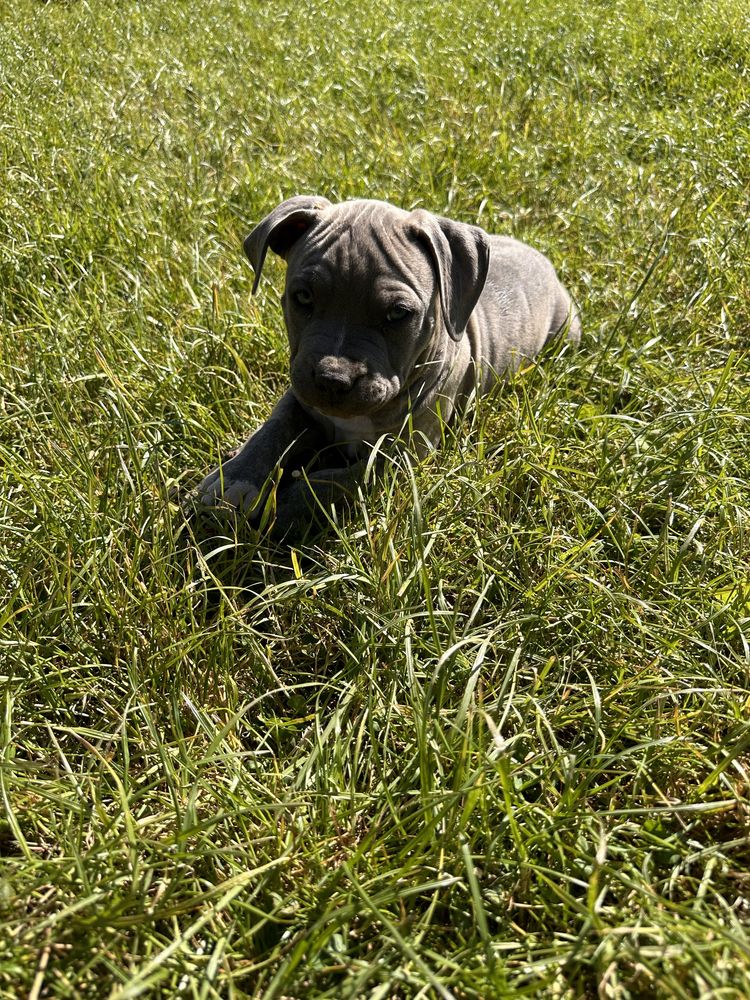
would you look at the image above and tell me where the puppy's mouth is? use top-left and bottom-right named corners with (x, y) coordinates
top-left (292, 371), bottom-right (400, 418)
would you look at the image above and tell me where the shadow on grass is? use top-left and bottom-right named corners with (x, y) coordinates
top-left (174, 474), bottom-right (355, 623)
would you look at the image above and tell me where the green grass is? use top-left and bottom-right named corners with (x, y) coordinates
top-left (2, 0), bottom-right (750, 995)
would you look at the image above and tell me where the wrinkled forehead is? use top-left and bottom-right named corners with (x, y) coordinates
top-left (289, 208), bottom-right (435, 297)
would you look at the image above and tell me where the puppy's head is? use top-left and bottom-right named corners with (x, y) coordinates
top-left (244, 197), bottom-right (490, 420)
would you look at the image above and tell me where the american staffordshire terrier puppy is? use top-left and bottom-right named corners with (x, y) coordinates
top-left (198, 196), bottom-right (580, 536)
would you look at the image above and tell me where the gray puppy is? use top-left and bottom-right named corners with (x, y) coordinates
top-left (198, 196), bottom-right (580, 535)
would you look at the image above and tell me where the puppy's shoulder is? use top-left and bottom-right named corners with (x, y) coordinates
top-left (487, 233), bottom-right (550, 263)
top-left (486, 234), bottom-right (559, 282)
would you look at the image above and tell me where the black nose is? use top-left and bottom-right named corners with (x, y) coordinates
top-left (313, 364), bottom-right (357, 399)
top-left (314, 369), bottom-right (352, 392)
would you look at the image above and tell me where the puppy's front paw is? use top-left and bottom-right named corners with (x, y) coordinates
top-left (197, 468), bottom-right (261, 512)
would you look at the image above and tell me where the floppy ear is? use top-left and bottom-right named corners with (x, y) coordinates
top-left (244, 196), bottom-right (331, 294)
top-left (407, 209), bottom-right (491, 340)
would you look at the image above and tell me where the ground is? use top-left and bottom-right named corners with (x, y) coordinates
top-left (1, 0), bottom-right (749, 996)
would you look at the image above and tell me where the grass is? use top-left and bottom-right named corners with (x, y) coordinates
top-left (1, 0), bottom-right (750, 995)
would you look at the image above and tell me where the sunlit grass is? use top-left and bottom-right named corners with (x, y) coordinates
top-left (1, 0), bottom-right (749, 996)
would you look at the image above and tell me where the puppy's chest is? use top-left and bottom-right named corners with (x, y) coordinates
top-left (327, 415), bottom-right (376, 459)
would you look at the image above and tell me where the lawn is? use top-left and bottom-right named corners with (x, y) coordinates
top-left (1, 0), bottom-right (749, 996)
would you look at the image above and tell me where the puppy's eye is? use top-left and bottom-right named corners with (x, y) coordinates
top-left (292, 288), bottom-right (313, 308)
top-left (386, 304), bottom-right (412, 323)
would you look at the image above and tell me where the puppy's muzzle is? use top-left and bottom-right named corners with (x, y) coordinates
top-left (312, 356), bottom-right (366, 401)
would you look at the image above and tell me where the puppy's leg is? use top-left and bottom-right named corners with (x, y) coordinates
top-left (271, 460), bottom-right (371, 540)
top-left (198, 390), bottom-right (323, 512)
